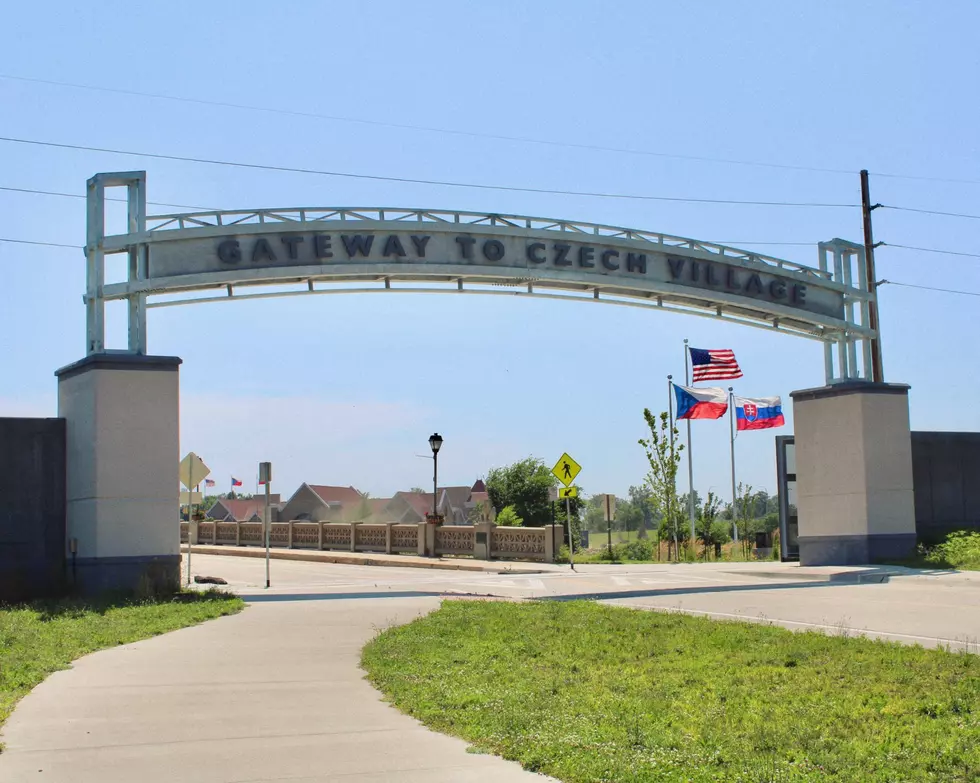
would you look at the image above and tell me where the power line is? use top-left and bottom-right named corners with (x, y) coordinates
top-left (0, 185), bottom-right (212, 211)
top-left (6, 74), bottom-right (980, 187)
top-left (0, 237), bottom-right (80, 249)
top-left (880, 204), bottom-right (980, 221)
top-left (872, 171), bottom-right (980, 187)
top-left (881, 242), bottom-right (980, 259)
top-left (878, 280), bottom-right (980, 298)
top-left (0, 72), bottom-right (858, 177)
top-left (0, 135), bottom-right (860, 208)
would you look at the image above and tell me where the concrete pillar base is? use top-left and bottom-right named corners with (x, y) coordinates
top-left (57, 354), bottom-right (182, 595)
top-left (791, 381), bottom-right (916, 566)
top-left (72, 554), bottom-right (181, 595)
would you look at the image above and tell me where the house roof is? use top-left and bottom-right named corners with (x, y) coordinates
top-left (394, 491), bottom-right (435, 518)
top-left (471, 479), bottom-right (486, 492)
top-left (469, 491), bottom-right (490, 505)
top-left (369, 498), bottom-right (390, 514)
top-left (308, 485), bottom-right (363, 505)
top-left (213, 498), bottom-right (266, 521)
top-left (441, 486), bottom-right (473, 511)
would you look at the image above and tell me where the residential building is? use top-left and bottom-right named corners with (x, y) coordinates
top-left (207, 495), bottom-right (281, 523)
top-left (278, 484), bottom-right (364, 522)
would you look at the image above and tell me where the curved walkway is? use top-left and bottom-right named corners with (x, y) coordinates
top-left (0, 590), bottom-right (553, 782)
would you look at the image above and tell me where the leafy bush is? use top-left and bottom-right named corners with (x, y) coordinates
top-left (495, 505), bottom-right (523, 527)
top-left (924, 530), bottom-right (980, 570)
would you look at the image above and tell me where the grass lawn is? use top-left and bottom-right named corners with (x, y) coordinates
top-left (363, 601), bottom-right (980, 782)
top-left (0, 591), bottom-right (243, 730)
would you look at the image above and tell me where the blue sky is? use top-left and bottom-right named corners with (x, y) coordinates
top-left (1, 1), bottom-right (978, 502)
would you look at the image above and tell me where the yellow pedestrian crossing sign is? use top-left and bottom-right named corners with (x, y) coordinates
top-left (551, 452), bottom-right (581, 487)
top-left (559, 486), bottom-right (578, 499)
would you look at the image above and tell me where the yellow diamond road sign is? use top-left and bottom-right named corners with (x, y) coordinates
top-left (559, 486), bottom-right (578, 499)
top-left (552, 452), bottom-right (581, 487)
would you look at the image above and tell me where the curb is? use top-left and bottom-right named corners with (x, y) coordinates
top-left (181, 545), bottom-right (547, 575)
top-left (720, 568), bottom-right (902, 584)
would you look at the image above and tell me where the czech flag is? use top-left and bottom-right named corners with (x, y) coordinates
top-left (673, 384), bottom-right (729, 420)
top-left (735, 395), bottom-right (785, 430)
top-left (231, 477), bottom-right (243, 487)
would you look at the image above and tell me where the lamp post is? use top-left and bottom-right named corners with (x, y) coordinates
top-left (428, 433), bottom-right (443, 518)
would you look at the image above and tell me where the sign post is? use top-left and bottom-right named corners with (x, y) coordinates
top-left (600, 494), bottom-right (617, 558)
top-left (179, 452), bottom-right (211, 587)
top-left (259, 461), bottom-right (272, 589)
top-left (551, 452), bottom-right (582, 571)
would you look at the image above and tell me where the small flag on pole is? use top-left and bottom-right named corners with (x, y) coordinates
top-left (689, 347), bottom-right (743, 382)
top-left (231, 477), bottom-right (243, 487)
top-left (673, 384), bottom-right (729, 420)
top-left (205, 478), bottom-right (216, 487)
top-left (735, 396), bottom-right (785, 430)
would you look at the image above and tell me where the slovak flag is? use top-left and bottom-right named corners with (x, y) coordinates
top-left (673, 384), bottom-right (729, 420)
top-left (231, 477), bottom-right (243, 487)
top-left (735, 395), bottom-right (785, 431)
top-left (205, 478), bottom-right (216, 488)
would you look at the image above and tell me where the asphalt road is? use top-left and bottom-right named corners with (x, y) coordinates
top-left (217, 554), bottom-right (980, 651)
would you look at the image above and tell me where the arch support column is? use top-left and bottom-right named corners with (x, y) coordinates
top-left (56, 354), bottom-right (182, 593)
top-left (791, 382), bottom-right (916, 565)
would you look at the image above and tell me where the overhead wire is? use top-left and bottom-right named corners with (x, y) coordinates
top-left (879, 204), bottom-right (980, 221)
top-left (0, 136), bottom-right (859, 208)
top-left (878, 280), bottom-right (980, 298)
top-left (0, 73), bottom-right (857, 176)
top-left (7, 73), bottom-right (980, 187)
top-left (0, 184), bottom-right (212, 211)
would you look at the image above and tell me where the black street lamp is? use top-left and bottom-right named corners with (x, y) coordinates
top-left (428, 433), bottom-right (443, 517)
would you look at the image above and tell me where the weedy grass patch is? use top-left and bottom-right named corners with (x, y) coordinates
top-left (363, 600), bottom-right (979, 782)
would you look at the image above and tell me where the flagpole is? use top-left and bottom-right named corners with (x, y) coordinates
top-left (683, 339), bottom-right (695, 543)
top-left (667, 374), bottom-right (678, 560)
top-left (729, 387), bottom-right (739, 545)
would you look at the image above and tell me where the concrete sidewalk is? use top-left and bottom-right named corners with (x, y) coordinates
top-left (184, 543), bottom-right (553, 573)
top-left (0, 596), bottom-right (554, 782)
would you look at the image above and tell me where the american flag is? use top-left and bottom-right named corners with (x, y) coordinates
top-left (205, 478), bottom-right (216, 487)
top-left (690, 347), bottom-right (743, 382)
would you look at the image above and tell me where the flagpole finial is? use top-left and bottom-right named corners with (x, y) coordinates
top-left (684, 338), bottom-right (689, 345)
top-left (728, 386), bottom-right (733, 392)
top-left (667, 374), bottom-right (673, 380)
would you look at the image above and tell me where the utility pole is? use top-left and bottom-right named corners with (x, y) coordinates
top-left (860, 170), bottom-right (884, 382)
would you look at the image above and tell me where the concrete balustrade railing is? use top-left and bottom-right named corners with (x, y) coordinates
top-left (180, 520), bottom-right (560, 562)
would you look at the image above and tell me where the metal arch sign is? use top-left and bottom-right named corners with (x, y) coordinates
top-left (85, 172), bottom-right (878, 384)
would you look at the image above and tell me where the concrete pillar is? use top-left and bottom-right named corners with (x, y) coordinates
top-left (791, 382), bottom-right (916, 565)
top-left (416, 523), bottom-right (426, 556)
top-left (56, 354), bottom-right (182, 593)
top-left (424, 521), bottom-right (437, 557)
top-left (473, 522), bottom-right (494, 560)
top-left (544, 524), bottom-right (556, 563)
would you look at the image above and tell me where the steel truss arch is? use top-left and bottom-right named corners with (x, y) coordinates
top-left (85, 172), bottom-right (878, 383)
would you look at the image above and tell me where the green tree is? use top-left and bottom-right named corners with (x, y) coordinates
top-left (615, 498), bottom-right (643, 537)
top-left (628, 485), bottom-right (657, 539)
top-left (485, 457), bottom-right (557, 527)
top-left (495, 505), bottom-right (523, 526)
top-left (639, 409), bottom-right (684, 558)
top-left (695, 491), bottom-right (728, 557)
top-left (734, 481), bottom-right (756, 555)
